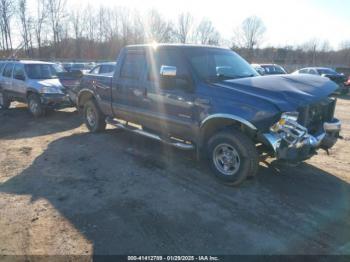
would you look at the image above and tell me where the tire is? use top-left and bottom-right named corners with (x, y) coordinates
top-left (83, 100), bottom-right (106, 132)
top-left (28, 94), bottom-right (46, 117)
top-left (0, 90), bottom-right (11, 109)
top-left (207, 128), bottom-right (259, 186)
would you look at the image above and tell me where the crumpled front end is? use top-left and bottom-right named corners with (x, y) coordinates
top-left (262, 97), bottom-right (341, 162)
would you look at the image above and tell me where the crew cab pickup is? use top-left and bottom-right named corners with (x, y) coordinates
top-left (76, 44), bottom-right (341, 186)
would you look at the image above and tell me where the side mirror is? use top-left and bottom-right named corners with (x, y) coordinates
top-left (160, 65), bottom-right (177, 77)
top-left (15, 74), bottom-right (25, 81)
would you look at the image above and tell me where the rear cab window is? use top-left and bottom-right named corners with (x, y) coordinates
top-left (120, 52), bottom-right (146, 80)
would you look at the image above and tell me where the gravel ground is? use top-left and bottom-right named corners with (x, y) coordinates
top-left (0, 97), bottom-right (349, 256)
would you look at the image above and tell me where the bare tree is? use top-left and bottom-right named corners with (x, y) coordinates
top-left (46, 0), bottom-right (66, 56)
top-left (131, 10), bottom-right (145, 44)
top-left (33, 0), bottom-right (46, 58)
top-left (176, 12), bottom-right (193, 43)
top-left (0, 0), bottom-right (14, 51)
top-left (301, 38), bottom-right (323, 65)
top-left (233, 16), bottom-right (266, 61)
top-left (84, 4), bottom-right (96, 41)
top-left (70, 9), bottom-right (87, 58)
top-left (195, 18), bottom-right (220, 45)
top-left (147, 9), bottom-right (173, 42)
top-left (18, 0), bottom-right (33, 56)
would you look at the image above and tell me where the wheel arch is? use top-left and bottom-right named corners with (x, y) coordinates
top-left (77, 89), bottom-right (96, 111)
top-left (26, 88), bottom-right (40, 98)
top-left (198, 114), bottom-right (258, 149)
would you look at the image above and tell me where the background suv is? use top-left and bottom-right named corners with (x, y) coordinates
top-left (0, 60), bottom-right (72, 117)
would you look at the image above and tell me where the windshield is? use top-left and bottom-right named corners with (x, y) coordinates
top-left (317, 68), bottom-right (337, 75)
top-left (25, 64), bottom-right (59, 79)
top-left (185, 49), bottom-right (258, 82)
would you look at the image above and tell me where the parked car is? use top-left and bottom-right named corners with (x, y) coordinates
top-left (251, 64), bottom-right (265, 75)
top-left (0, 60), bottom-right (72, 116)
top-left (293, 67), bottom-right (348, 95)
top-left (75, 44), bottom-right (341, 186)
top-left (89, 62), bottom-right (117, 76)
top-left (63, 62), bottom-right (117, 104)
top-left (260, 64), bottom-right (287, 75)
top-left (62, 62), bottom-right (73, 72)
top-left (70, 63), bottom-right (91, 74)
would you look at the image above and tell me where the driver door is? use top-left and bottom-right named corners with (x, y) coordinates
top-left (143, 49), bottom-right (196, 141)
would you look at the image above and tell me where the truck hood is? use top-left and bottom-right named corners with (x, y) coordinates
top-left (213, 74), bottom-right (338, 112)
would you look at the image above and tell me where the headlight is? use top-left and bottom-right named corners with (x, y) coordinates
top-left (280, 112), bottom-right (299, 122)
top-left (271, 111), bottom-right (299, 132)
top-left (40, 86), bottom-right (63, 94)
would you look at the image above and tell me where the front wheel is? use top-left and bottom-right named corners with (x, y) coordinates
top-left (207, 129), bottom-right (259, 186)
top-left (28, 94), bottom-right (45, 117)
top-left (83, 100), bottom-right (106, 132)
top-left (0, 91), bottom-right (11, 109)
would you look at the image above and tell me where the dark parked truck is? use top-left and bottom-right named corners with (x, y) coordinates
top-left (76, 44), bottom-right (341, 186)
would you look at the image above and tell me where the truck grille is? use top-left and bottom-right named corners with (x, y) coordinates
top-left (298, 98), bottom-right (336, 134)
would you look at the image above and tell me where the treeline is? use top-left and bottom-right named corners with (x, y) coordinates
top-left (0, 0), bottom-right (220, 60)
top-left (235, 45), bottom-right (350, 71)
top-left (0, 0), bottom-right (349, 68)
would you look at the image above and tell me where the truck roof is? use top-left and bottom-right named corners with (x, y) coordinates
top-left (125, 43), bottom-right (229, 51)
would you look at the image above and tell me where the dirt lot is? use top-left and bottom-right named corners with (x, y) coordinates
top-left (0, 97), bottom-right (350, 256)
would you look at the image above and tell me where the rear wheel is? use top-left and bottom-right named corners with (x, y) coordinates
top-left (83, 100), bottom-right (106, 132)
top-left (207, 128), bottom-right (259, 186)
top-left (0, 90), bottom-right (11, 109)
top-left (28, 94), bottom-right (45, 117)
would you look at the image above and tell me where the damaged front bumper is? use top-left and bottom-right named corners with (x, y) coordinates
top-left (263, 118), bottom-right (341, 162)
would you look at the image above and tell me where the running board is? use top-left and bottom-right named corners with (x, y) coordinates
top-left (106, 117), bottom-right (194, 150)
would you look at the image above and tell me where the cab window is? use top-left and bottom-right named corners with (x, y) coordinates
top-left (147, 49), bottom-right (192, 90)
top-left (120, 52), bottom-right (145, 80)
top-left (13, 64), bottom-right (25, 80)
top-left (100, 65), bottom-right (114, 74)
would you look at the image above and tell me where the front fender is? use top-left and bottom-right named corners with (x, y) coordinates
top-left (200, 114), bottom-right (257, 131)
top-left (77, 89), bottom-right (96, 109)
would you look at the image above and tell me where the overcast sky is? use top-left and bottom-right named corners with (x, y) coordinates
top-left (36, 0), bottom-right (350, 49)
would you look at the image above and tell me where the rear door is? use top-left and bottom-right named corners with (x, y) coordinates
top-left (111, 50), bottom-right (147, 122)
top-left (1, 63), bottom-right (14, 94)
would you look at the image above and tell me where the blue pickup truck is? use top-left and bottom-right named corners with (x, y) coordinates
top-left (74, 44), bottom-right (341, 186)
